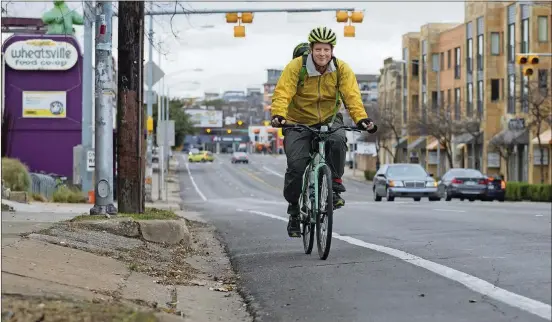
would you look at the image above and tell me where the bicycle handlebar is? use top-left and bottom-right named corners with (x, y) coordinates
top-left (279, 123), bottom-right (378, 135)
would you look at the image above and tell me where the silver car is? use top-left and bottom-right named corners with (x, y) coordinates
top-left (231, 151), bottom-right (249, 164)
top-left (372, 163), bottom-right (440, 202)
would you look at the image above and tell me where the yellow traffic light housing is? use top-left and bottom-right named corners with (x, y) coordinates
top-left (234, 25), bottom-right (245, 38)
top-left (227, 129), bottom-right (232, 134)
top-left (517, 55), bottom-right (528, 65)
top-left (351, 11), bottom-right (364, 23)
top-left (241, 12), bottom-right (254, 24)
top-left (206, 128), bottom-right (211, 134)
top-left (336, 10), bottom-right (349, 23)
top-left (147, 116), bottom-right (154, 133)
top-left (517, 54), bottom-right (539, 76)
top-left (528, 55), bottom-right (539, 64)
top-left (226, 13), bottom-right (238, 23)
top-left (237, 120), bottom-right (243, 126)
top-left (344, 25), bottom-right (355, 37)
top-left (523, 66), bottom-right (534, 76)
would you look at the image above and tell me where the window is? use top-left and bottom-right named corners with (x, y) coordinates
top-left (477, 34), bottom-right (483, 71)
top-left (477, 80), bottom-right (483, 117)
top-left (467, 38), bottom-right (473, 73)
top-left (507, 23), bottom-right (515, 62)
top-left (522, 75), bottom-right (529, 112)
top-left (454, 47), bottom-right (461, 79)
top-left (454, 88), bottom-right (461, 120)
top-left (440, 52), bottom-right (445, 71)
top-left (521, 18), bottom-right (529, 53)
top-left (490, 32), bottom-right (500, 55)
top-left (440, 90), bottom-right (445, 109)
top-left (538, 69), bottom-right (548, 91)
top-left (432, 53), bottom-right (439, 72)
top-left (447, 50), bottom-right (452, 69)
top-left (422, 54), bottom-right (427, 85)
top-left (422, 92), bottom-right (428, 121)
top-left (508, 74), bottom-right (516, 114)
top-left (431, 91), bottom-right (438, 111)
top-left (447, 89), bottom-right (452, 107)
top-left (491, 79), bottom-right (500, 101)
top-left (403, 95), bottom-right (408, 123)
top-left (467, 83), bottom-right (473, 117)
top-left (412, 59), bottom-right (419, 76)
top-left (412, 94), bottom-right (419, 113)
top-left (538, 16), bottom-right (549, 42)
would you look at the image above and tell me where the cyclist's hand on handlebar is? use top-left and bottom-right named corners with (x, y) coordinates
top-left (271, 115), bottom-right (286, 127)
top-left (357, 118), bottom-right (377, 133)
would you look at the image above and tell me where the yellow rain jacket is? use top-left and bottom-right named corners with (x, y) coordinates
top-left (271, 55), bottom-right (368, 126)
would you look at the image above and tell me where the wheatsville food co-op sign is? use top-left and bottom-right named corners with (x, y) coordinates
top-left (4, 39), bottom-right (78, 70)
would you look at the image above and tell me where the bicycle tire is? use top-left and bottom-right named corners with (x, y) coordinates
top-left (316, 164), bottom-right (333, 260)
top-left (301, 171), bottom-right (315, 254)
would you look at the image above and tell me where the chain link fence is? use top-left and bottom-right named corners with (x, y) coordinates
top-left (30, 173), bottom-right (58, 200)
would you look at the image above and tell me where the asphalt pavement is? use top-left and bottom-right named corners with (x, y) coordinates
top-left (178, 152), bottom-right (552, 322)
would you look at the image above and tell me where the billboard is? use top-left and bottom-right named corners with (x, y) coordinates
top-left (186, 109), bottom-right (223, 128)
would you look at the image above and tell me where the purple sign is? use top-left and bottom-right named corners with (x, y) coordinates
top-left (2, 34), bottom-right (83, 177)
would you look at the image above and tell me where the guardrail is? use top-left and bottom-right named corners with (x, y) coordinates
top-left (29, 172), bottom-right (58, 200)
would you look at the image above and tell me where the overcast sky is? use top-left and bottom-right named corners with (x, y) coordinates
top-left (2, 1), bottom-right (464, 98)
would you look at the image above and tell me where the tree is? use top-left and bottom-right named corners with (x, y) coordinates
top-left (150, 98), bottom-right (198, 148)
top-left (408, 106), bottom-right (457, 169)
top-left (455, 114), bottom-right (483, 169)
top-left (488, 134), bottom-right (516, 180)
top-left (365, 103), bottom-right (402, 163)
top-left (521, 77), bottom-right (551, 183)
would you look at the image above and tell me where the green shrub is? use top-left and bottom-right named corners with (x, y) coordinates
top-left (53, 186), bottom-right (87, 203)
top-left (364, 170), bottom-right (376, 181)
top-left (1, 157), bottom-right (31, 191)
top-left (505, 181), bottom-right (552, 202)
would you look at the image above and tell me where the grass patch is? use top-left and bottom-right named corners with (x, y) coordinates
top-left (53, 186), bottom-right (87, 203)
top-left (31, 192), bottom-right (48, 202)
top-left (70, 208), bottom-right (179, 222)
top-left (1, 157), bottom-right (31, 191)
top-left (2, 203), bottom-right (15, 212)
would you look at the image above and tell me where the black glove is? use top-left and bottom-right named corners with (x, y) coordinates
top-left (271, 115), bottom-right (286, 127)
top-left (356, 118), bottom-right (377, 133)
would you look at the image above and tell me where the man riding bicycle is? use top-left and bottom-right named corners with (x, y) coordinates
top-left (271, 26), bottom-right (375, 238)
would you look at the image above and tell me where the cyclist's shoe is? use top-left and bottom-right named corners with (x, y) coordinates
top-left (287, 215), bottom-right (302, 238)
top-left (333, 192), bottom-right (345, 209)
top-left (287, 203), bottom-right (300, 216)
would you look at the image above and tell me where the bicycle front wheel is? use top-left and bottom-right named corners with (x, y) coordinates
top-left (316, 164), bottom-right (333, 260)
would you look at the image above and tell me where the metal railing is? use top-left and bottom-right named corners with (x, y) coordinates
top-left (30, 172), bottom-right (58, 200)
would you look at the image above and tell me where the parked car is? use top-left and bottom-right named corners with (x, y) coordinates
top-left (231, 151), bottom-right (249, 164)
top-left (372, 163), bottom-right (440, 202)
top-left (188, 151), bottom-right (214, 163)
top-left (437, 168), bottom-right (489, 202)
top-left (483, 174), bottom-right (506, 202)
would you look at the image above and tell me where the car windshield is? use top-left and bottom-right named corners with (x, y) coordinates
top-left (449, 169), bottom-right (483, 177)
top-left (387, 165), bottom-right (427, 178)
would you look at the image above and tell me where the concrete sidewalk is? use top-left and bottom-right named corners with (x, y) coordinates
top-left (343, 167), bottom-right (372, 184)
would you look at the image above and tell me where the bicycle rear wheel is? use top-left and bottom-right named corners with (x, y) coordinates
top-left (316, 164), bottom-right (333, 260)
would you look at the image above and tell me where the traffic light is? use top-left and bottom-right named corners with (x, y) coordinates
top-left (206, 128), bottom-right (211, 134)
top-left (227, 129), bottom-right (232, 134)
top-left (350, 11), bottom-right (364, 23)
top-left (234, 25), bottom-right (245, 38)
top-left (147, 116), bottom-right (154, 133)
top-left (237, 120), bottom-right (243, 126)
top-left (226, 13), bottom-right (238, 23)
top-left (336, 11), bottom-right (348, 23)
top-left (516, 54), bottom-right (539, 76)
top-left (241, 12), bottom-right (254, 24)
top-left (344, 25), bottom-right (355, 37)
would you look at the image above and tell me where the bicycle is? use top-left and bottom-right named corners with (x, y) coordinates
top-left (280, 123), bottom-right (378, 260)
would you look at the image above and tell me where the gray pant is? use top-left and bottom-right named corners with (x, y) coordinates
top-left (283, 115), bottom-right (347, 205)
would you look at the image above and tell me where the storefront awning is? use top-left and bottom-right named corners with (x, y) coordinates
top-left (489, 128), bottom-right (529, 146)
top-left (407, 136), bottom-right (426, 150)
top-left (392, 137), bottom-right (408, 149)
top-left (426, 139), bottom-right (444, 150)
top-left (531, 129), bottom-right (552, 145)
top-left (452, 132), bottom-right (483, 145)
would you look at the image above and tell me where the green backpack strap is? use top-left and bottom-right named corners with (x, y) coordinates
top-left (297, 54), bottom-right (308, 88)
top-left (329, 56), bottom-right (344, 125)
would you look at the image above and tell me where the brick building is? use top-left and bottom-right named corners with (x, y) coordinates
top-left (380, 1), bottom-right (551, 183)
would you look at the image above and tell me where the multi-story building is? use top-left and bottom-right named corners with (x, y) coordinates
top-left (384, 2), bottom-right (551, 183)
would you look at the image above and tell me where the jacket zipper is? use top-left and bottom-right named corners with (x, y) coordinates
top-left (317, 77), bottom-right (322, 123)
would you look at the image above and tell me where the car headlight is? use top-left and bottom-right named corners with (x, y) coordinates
top-left (426, 181), bottom-right (437, 187)
top-left (389, 180), bottom-right (404, 187)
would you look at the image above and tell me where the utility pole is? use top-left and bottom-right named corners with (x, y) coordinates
top-left (117, 1), bottom-right (145, 213)
top-left (145, 1), bottom-right (155, 202)
top-left (81, 1), bottom-right (94, 199)
top-left (90, 1), bottom-right (117, 216)
top-left (165, 88), bottom-right (170, 201)
top-left (157, 58), bottom-right (164, 201)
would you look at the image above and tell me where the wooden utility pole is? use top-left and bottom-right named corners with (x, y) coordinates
top-left (117, 1), bottom-right (145, 213)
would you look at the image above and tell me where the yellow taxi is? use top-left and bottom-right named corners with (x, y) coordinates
top-left (188, 151), bottom-right (214, 163)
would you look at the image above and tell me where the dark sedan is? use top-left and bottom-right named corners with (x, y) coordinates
top-left (372, 163), bottom-right (440, 202)
top-left (438, 168), bottom-right (490, 202)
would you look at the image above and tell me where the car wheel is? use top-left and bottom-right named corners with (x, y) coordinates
top-left (460, 198), bottom-right (465, 201)
top-left (373, 187), bottom-right (382, 202)
top-left (498, 197), bottom-right (505, 202)
top-left (386, 188), bottom-right (395, 202)
top-left (245, 161), bottom-right (249, 164)
top-left (413, 197), bottom-right (421, 202)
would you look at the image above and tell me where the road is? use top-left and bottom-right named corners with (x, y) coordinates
top-left (178, 152), bottom-right (552, 322)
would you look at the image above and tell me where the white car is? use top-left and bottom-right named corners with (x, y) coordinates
top-left (231, 152), bottom-right (249, 164)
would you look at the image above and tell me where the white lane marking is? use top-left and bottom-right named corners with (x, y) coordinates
top-left (185, 161), bottom-right (207, 202)
top-left (433, 208), bottom-right (466, 213)
top-left (263, 166), bottom-right (284, 178)
top-left (239, 209), bottom-right (552, 321)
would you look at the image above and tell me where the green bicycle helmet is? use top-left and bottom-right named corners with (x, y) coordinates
top-left (308, 26), bottom-right (337, 46)
top-left (292, 42), bottom-right (310, 59)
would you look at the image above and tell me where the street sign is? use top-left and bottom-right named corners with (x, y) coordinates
top-left (86, 150), bottom-right (95, 172)
top-left (144, 61), bottom-right (165, 86)
top-left (144, 90), bottom-right (158, 105)
top-left (157, 120), bottom-right (176, 147)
